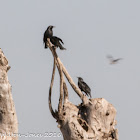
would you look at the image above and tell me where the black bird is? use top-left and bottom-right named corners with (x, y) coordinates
top-left (107, 55), bottom-right (123, 65)
top-left (43, 25), bottom-right (55, 49)
top-left (50, 36), bottom-right (66, 50)
top-left (77, 77), bottom-right (91, 98)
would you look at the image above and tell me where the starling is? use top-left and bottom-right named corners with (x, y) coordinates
top-left (107, 55), bottom-right (122, 64)
top-left (50, 36), bottom-right (66, 50)
top-left (77, 77), bottom-right (91, 98)
top-left (43, 25), bottom-right (55, 49)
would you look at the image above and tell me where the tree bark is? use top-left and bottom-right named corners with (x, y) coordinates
top-left (47, 40), bottom-right (118, 140)
top-left (0, 49), bottom-right (18, 140)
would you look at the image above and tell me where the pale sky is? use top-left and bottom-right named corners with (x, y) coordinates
top-left (0, 0), bottom-right (140, 139)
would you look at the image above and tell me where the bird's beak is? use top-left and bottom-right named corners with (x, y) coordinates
top-left (53, 26), bottom-right (55, 28)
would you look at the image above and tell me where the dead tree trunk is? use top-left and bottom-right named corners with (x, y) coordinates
top-left (47, 40), bottom-right (118, 140)
top-left (0, 49), bottom-right (18, 140)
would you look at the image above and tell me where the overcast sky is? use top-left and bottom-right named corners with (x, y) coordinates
top-left (0, 0), bottom-right (140, 139)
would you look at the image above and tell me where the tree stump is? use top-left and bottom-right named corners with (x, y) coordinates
top-left (60, 98), bottom-right (118, 140)
top-left (0, 49), bottom-right (18, 140)
top-left (47, 40), bottom-right (118, 140)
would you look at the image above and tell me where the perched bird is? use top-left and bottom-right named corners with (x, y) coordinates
top-left (50, 36), bottom-right (66, 50)
top-left (77, 77), bottom-right (91, 98)
top-left (43, 25), bottom-right (55, 49)
top-left (107, 55), bottom-right (123, 64)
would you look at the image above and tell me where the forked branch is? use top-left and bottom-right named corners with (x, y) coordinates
top-left (48, 56), bottom-right (58, 119)
top-left (47, 39), bottom-right (88, 104)
top-left (46, 39), bottom-right (118, 140)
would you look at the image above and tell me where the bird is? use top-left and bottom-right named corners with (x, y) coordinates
top-left (77, 77), bottom-right (91, 98)
top-left (43, 25), bottom-right (55, 49)
top-left (107, 55), bottom-right (123, 64)
top-left (50, 36), bottom-right (66, 50)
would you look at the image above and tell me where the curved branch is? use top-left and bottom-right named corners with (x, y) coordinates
top-left (47, 39), bottom-right (88, 103)
top-left (48, 56), bottom-right (58, 119)
top-left (48, 44), bottom-right (64, 115)
top-left (58, 63), bottom-right (64, 114)
top-left (63, 82), bottom-right (68, 103)
top-left (59, 60), bottom-right (85, 99)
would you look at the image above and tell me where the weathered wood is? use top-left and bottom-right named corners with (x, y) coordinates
top-left (0, 49), bottom-right (18, 140)
top-left (48, 57), bottom-right (57, 119)
top-left (47, 39), bottom-right (87, 103)
top-left (47, 40), bottom-right (118, 140)
top-left (60, 98), bottom-right (118, 140)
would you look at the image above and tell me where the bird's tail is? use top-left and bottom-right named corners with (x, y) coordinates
top-left (87, 92), bottom-right (92, 98)
top-left (59, 44), bottom-right (66, 50)
top-left (90, 94), bottom-right (92, 98)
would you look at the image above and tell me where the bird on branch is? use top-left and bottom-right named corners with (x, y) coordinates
top-left (43, 25), bottom-right (55, 49)
top-left (77, 77), bottom-right (92, 98)
top-left (107, 55), bottom-right (123, 65)
top-left (50, 36), bottom-right (66, 50)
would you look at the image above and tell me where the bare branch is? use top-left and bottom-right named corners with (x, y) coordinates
top-left (63, 82), bottom-right (68, 103)
top-left (59, 60), bottom-right (88, 102)
top-left (48, 45), bottom-right (65, 118)
top-left (47, 39), bottom-right (88, 104)
top-left (48, 56), bottom-right (58, 119)
top-left (58, 63), bottom-right (64, 114)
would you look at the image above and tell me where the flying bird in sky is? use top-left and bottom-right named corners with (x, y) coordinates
top-left (50, 36), bottom-right (66, 50)
top-left (77, 77), bottom-right (92, 98)
top-left (43, 25), bottom-right (55, 49)
top-left (107, 55), bottom-right (123, 64)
